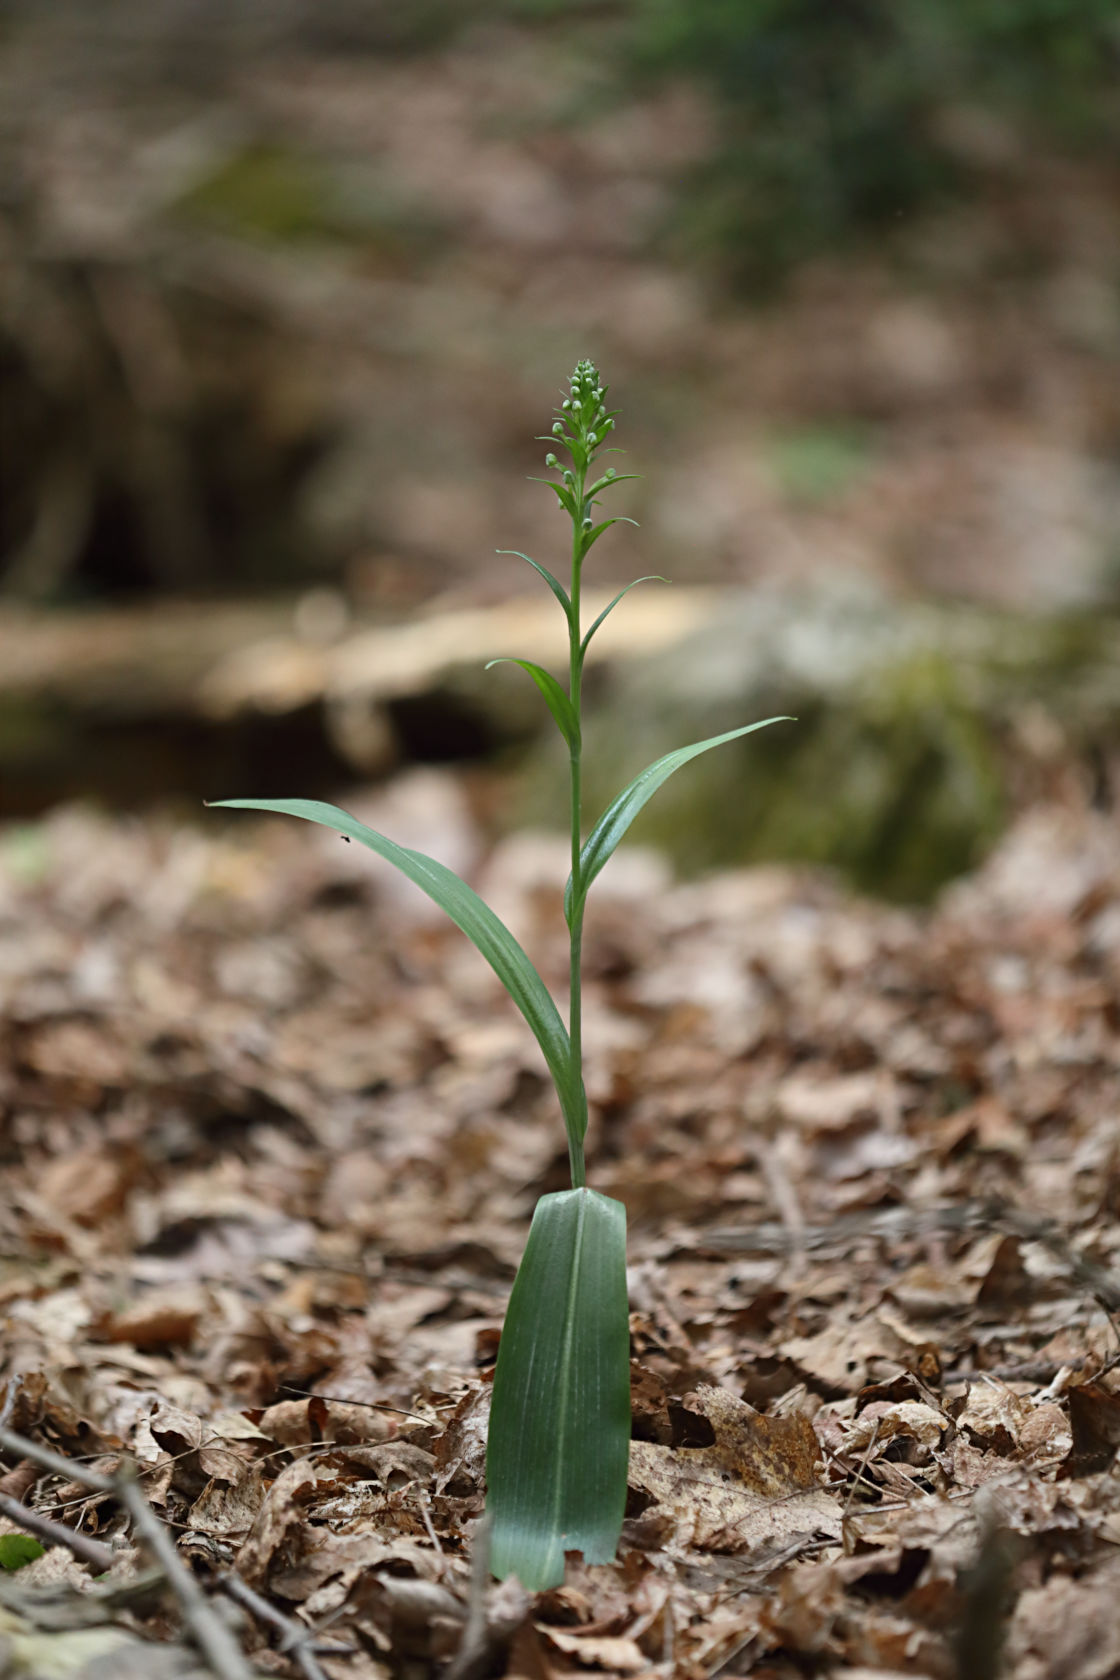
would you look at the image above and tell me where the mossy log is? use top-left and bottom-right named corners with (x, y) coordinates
top-left (519, 579), bottom-right (1120, 902)
top-left (1, 580), bottom-right (1117, 902)
top-left (0, 589), bottom-right (712, 815)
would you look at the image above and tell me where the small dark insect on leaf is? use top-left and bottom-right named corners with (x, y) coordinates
top-left (341, 835), bottom-right (351, 842)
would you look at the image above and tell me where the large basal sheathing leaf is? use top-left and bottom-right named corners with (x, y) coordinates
top-left (487, 1188), bottom-right (630, 1590)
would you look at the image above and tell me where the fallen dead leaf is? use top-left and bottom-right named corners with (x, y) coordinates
top-left (1007, 1556), bottom-right (1120, 1680)
top-left (539, 1627), bottom-right (648, 1670)
top-left (1062, 1381), bottom-right (1120, 1476)
top-left (628, 1385), bottom-right (841, 1552)
top-left (235, 1457), bottom-right (342, 1586)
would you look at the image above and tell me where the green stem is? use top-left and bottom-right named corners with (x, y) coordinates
top-left (567, 470), bottom-right (587, 1191)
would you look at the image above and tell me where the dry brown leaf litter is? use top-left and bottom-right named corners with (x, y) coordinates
top-left (1, 776), bottom-right (1119, 1677)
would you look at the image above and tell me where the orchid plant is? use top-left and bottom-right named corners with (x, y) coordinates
top-left (211, 362), bottom-right (787, 1589)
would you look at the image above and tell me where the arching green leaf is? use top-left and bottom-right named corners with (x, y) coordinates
top-left (528, 477), bottom-right (578, 520)
top-left (486, 659), bottom-right (579, 750)
top-left (579, 576), bottom-right (666, 659)
top-left (565, 717), bottom-right (794, 923)
top-left (579, 515), bottom-right (638, 554)
top-left (586, 471), bottom-right (641, 498)
top-left (496, 550), bottom-right (571, 617)
top-left (209, 799), bottom-right (585, 1145)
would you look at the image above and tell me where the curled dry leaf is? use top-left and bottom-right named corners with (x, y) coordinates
top-left (840, 1399), bottom-right (947, 1456)
top-left (628, 1384), bottom-right (841, 1553)
top-left (188, 1464), bottom-right (265, 1541)
top-left (235, 1457), bottom-right (342, 1586)
top-left (37, 1142), bottom-right (143, 1227)
top-left (92, 1291), bottom-right (205, 1349)
top-left (953, 1381), bottom-right (1029, 1455)
top-left (541, 1627), bottom-right (648, 1671)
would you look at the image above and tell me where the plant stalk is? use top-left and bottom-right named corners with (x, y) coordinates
top-left (567, 463), bottom-right (587, 1191)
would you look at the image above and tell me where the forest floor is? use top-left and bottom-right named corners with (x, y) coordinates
top-left (1, 772), bottom-right (1119, 1677)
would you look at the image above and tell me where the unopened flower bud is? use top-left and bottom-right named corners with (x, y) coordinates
top-left (545, 453), bottom-right (558, 468)
top-left (605, 468), bottom-right (617, 479)
top-left (552, 422), bottom-right (563, 435)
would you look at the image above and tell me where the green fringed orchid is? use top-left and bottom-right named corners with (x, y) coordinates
top-left (210, 361), bottom-right (791, 1590)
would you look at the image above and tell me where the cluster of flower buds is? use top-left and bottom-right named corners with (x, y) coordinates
top-left (562, 360), bottom-right (610, 436)
top-left (531, 361), bottom-right (633, 564)
top-left (541, 359), bottom-right (622, 488)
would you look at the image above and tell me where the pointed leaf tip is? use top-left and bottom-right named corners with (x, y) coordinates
top-left (209, 798), bottom-right (585, 1148)
top-left (565, 716), bottom-right (793, 922)
top-left (487, 658), bottom-right (579, 750)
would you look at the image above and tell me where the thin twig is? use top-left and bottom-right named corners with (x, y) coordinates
top-left (700, 1197), bottom-right (1120, 1312)
top-left (945, 1359), bottom-right (1084, 1386)
top-left (0, 1425), bottom-right (114, 1493)
top-left (840, 1418), bottom-right (883, 1519)
top-left (0, 1490), bottom-right (115, 1571)
top-left (217, 1572), bottom-right (353, 1678)
top-left (416, 1489), bottom-right (443, 1555)
top-left (0, 1424), bottom-right (261, 1675)
top-left (760, 1142), bottom-right (806, 1280)
top-left (444, 1513), bottom-right (492, 1680)
top-left (280, 1386), bottom-right (434, 1427)
top-left (117, 1470), bottom-right (257, 1680)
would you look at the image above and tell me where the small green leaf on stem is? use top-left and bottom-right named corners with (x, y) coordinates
top-left (496, 550), bottom-right (571, 616)
top-left (486, 658), bottom-right (580, 750)
top-left (580, 516), bottom-right (638, 554)
top-left (579, 576), bottom-right (666, 659)
top-left (529, 477), bottom-right (579, 520)
top-left (587, 471), bottom-right (640, 497)
top-left (565, 716), bottom-right (794, 923)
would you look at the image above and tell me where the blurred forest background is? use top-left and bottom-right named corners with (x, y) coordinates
top-left (2, 0), bottom-right (1120, 894)
top-left (7, 15), bottom-right (1120, 1672)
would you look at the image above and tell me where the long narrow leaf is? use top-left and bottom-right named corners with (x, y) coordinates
top-left (488, 1189), bottom-right (630, 1590)
top-left (496, 550), bottom-right (571, 617)
top-left (209, 798), bottom-right (584, 1143)
top-left (486, 658), bottom-right (579, 750)
top-left (579, 576), bottom-right (666, 660)
top-left (566, 717), bottom-right (793, 922)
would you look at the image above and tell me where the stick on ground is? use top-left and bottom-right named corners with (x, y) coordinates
top-left (0, 1423), bottom-right (260, 1680)
top-left (117, 1471), bottom-right (257, 1680)
top-left (0, 1489), bottom-right (115, 1572)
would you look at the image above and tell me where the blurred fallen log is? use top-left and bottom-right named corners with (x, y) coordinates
top-left (1, 579), bottom-right (1117, 902)
top-left (0, 587), bottom-right (714, 815)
